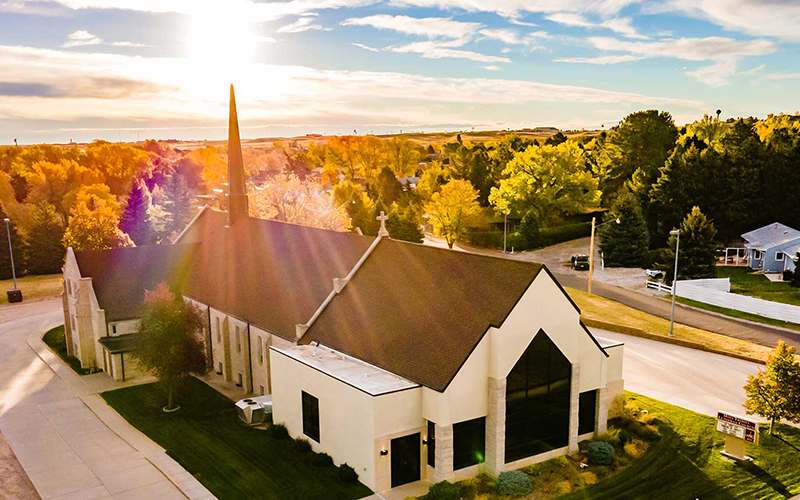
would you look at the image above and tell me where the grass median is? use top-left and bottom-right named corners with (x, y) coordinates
top-left (101, 377), bottom-right (372, 500)
top-left (42, 325), bottom-right (92, 375)
top-left (565, 287), bottom-right (774, 363)
top-left (1, 273), bottom-right (62, 305)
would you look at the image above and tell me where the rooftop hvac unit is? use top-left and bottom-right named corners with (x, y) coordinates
top-left (235, 395), bottom-right (273, 425)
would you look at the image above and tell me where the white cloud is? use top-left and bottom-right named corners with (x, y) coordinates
top-left (760, 72), bottom-right (800, 81)
top-left (555, 54), bottom-right (643, 64)
top-left (341, 14), bottom-right (480, 39)
top-left (352, 42), bottom-right (379, 52)
top-left (388, 41), bottom-right (511, 63)
top-left (658, 0), bottom-right (800, 42)
top-left (62, 29), bottom-right (149, 48)
top-left (386, 0), bottom-right (642, 18)
top-left (62, 29), bottom-right (102, 47)
top-left (277, 16), bottom-right (329, 33)
top-left (508, 18), bottom-right (538, 27)
top-left (479, 28), bottom-right (549, 46)
top-left (586, 36), bottom-right (777, 86)
top-left (546, 13), bottom-right (647, 39)
top-left (483, 65), bottom-right (501, 71)
top-left (546, 13), bottom-right (594, 28)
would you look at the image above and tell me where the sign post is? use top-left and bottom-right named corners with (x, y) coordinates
top-left (716, 411), bottom-right (759, 461)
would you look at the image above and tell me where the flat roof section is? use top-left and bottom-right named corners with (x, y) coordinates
top-left (595, 336), bottom-right (624, 349)
top-left (270, 344), bottom-right (420, 396)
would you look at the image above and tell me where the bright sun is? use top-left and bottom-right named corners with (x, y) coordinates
top-left (185, 8), bottom-right (259, 99)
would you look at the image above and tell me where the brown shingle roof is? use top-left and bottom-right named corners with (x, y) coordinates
top-left (75, 244), bottom-right (196, 322)
top-left (300, 239), bottom-right (544, 392)
top-left (182, 210), bottom-right (374, 340)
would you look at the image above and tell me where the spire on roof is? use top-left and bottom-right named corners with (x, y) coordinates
top-left (226, 84), bottom-right (248, 227)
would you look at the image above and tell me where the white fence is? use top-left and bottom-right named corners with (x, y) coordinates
top-left (646, 281), bottom-right (673, 293)
top-left (677, 278), bottom-right (731, 292)
top-left (675, 278), bottom-right (800, 324)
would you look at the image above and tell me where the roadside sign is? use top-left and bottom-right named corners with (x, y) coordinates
top-left (716, 411), bottom-right (759, 460)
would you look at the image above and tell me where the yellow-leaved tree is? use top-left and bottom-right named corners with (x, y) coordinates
top-left (63, 186), bottom-right (133, 251)
top-left (424, 179), bottom-right (484, 249)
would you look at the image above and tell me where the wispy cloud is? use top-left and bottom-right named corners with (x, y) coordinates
top-left (278, 14), bottom-right (330, 33)
top-left (62, 29), bottom-right (149, 48)
top-left (546, 13), bottom-right (647, 39)
top-left (555, 54), bottom-right (643, 64)
top-left (341, 14), bottom-right (479, 39)
top-left (482, 65), bottom-right (501, 71)
top-left (352, 42), bottom-right (379, 52)
top-left (386, 0), bottom-right (642, 19)
top-left (479, 28), bottom-right (548, 46)
top-left (388, 40), bottom-right (511, 63)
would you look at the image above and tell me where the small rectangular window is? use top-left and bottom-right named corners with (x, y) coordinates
top-left (453, 417), bottom-right (485, 470)
top-left (302, 391), bottom-right (320, 443)
top-left (218, 362), bottom-right (223, 375)
top-left (260, 385), bottom-right (265, 395)
top-left (236, 326), bottom-right (241, 352)
top-left (237, 373), bottom-right (243, 387)
top-left (579, 390), bottom-right (598, 435)
top-left (216, 317), bottom-right (221, 342)
top-left (112, 324), bottom-right (117, 334)
top-left (776, 252), bottom-right (785, 261)
top-left (258, 339), bottom-right (264, 365)
top-left (427, 421), bottom-right (436, 468)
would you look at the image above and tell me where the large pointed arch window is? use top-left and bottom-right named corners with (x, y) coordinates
top-left (505, 330), bottom-right (572, 463)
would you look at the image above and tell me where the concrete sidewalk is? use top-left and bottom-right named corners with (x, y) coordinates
top-left (0, 305), bottom-right (217, 500)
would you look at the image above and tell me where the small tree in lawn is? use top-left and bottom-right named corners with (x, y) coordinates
top-left (665, 206), bottom-right (717, 280)
top-left (599, 191), bottom-right (649, 267)
top-left (424, 179), bottom-right (484, 249)
top-left (744, 341), bottom-right (800, 434)
top-left (133, 283), bottom-right (206, 412)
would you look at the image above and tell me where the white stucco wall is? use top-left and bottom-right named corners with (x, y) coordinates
top-left (108, 319), bottom-right (139, 336)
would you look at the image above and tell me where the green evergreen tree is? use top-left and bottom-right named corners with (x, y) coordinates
top-left (386, 204), bottom-right (423, 243)
top-left (519, 210), bottom-right (541, 249)
top-left (375, 167), bottom-right (403, 205)
top-left (163, 174), bottom-right (194, 240)
top-left (599, 192), bottom-right (649, 267)
top-left (119, 180), bottom-right (154, 246)
top-left (0, 202), bottom-right (27, 281)
top-left (26, 202), bottom-right (65, 275)
top-left (666, 206), bottom-right (718, 280)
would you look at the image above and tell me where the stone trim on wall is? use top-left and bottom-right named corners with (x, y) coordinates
top-left (568, 363), bottom-right (580, 453)
top-left (485, 377), bottom-right (506, 477)
top-left (433, 423), bottom-right (454, 483)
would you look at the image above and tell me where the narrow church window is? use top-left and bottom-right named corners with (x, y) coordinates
top-left (260, 385), bottom-right (265, 395)
top-left (427, 421), bottom-right (436, 468)
top-left (216, 317), bottom-right (221, 342)
top-left (258, 339), bottom-right (264, 364)
top-left (302, 391), bottom-right (320, 443)
top-left (236, 326), bottom-right (241, 352)
top-left (579, 390), bottom-right (598, 435)
top-left (112, 325), bottom-right (117, 334)
top-left (237, 373), bottom-right (243, 387)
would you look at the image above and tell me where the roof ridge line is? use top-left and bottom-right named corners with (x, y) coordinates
top-left (293, 234), bottom-right (385, 343)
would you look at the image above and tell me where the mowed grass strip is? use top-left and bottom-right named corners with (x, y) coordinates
top-left (42, 325), bottom-right (91, 375)
top-left (718, 267), bottom-right (800, 306)
top-left (565, 287), bottom-right (774, 362)
top-left (675, 296), bottom-right (800, 332)
top-left (558, 393), bottom-right (800, 500)
top-left (0, 273), bottom-right (63, 305)
top-left (101, 377), bottom-right (372, 500)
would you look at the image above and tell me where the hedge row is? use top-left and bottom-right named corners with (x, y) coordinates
top-left (468, 222), bottom-right (592, 251)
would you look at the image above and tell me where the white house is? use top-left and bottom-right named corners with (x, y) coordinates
top-left (61, 85), bottom-right (624, 494)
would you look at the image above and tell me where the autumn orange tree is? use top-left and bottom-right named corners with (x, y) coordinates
top-left (63, 187), bottom-right (132, 251)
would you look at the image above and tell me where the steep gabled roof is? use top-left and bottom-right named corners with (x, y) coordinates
top-left (742, 222), bottom-right (800, 249)
top-left (74, 243), bottom-right (196, 322)
top-left (182, 209), bottom-right (374, 340)
top-left (300, 238), bottom-right (544, 392)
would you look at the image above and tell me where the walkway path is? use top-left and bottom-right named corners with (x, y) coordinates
top-left (0, 301), bottom-right (216, 500)
top-left (425, 235), bottom-right (800, 351)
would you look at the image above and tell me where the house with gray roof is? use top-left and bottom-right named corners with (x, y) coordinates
top-left (742, 222), bottom-right (800, 273)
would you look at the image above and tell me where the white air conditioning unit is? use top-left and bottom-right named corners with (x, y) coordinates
top-left (235, 395), bottom-right (273, 425)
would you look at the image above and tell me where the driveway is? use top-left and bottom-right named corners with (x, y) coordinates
top-left (0, 301), bottom-right (214, 500)
top-left (593, 328), bottom-right (761, 418)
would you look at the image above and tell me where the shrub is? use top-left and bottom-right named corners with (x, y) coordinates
top-left (555, 480), bottom-right (572, 495)
top-left (538, 222), bottom-right (592, 248)
top-left (427, 480), bottom-right (460, 500)
top-left (506, 231), bottom-right (527, 252)
top-left (468, 229), bottom-right (504, 249)
top-left (311, 452), bottom-right (334, 467)
top-left (266, 423), bottom-right (289, 440)
top-left (497, 470), bottom-right (532, 497)
top-left (641, 248), bottom-right (672, 270)
top-left (337, 463), bottom-right (358, 482)
top-left (624, 440), bottom-right (645, 458)
top-left (587, 442), bottom-right (615, 465)
top-left (459, 483), bottom-right (477, 500)
top-left (519, 210), bottom-right (541, 248)
top-left (596, 428), bottom-right (622, 446)
top-left (582, 471), bottom-right (598, 486)
top-left (294, 437), bottom-right (312, 453)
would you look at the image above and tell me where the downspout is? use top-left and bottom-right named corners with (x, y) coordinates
top-left (294, 233), bottom-right (384, 343)
top-left (247, 323), bottom-right (254, 394)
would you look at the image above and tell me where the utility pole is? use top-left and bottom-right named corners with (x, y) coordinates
top-left (669, 229), bottom-right (681, 337)
top-left (5, 217), bottom-right (18, 289)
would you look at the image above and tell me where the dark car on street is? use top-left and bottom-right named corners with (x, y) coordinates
top-left (571, 254), bottom-right (589, 270)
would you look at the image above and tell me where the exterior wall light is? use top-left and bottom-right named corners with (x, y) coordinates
top-left (380, 449), bottom-right (388, 456)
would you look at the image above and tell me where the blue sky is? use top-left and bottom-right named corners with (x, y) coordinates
top-left (1, 0), bottom-right (799, 144)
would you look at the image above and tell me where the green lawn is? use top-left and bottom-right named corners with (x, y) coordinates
top-left (675, 296), bottom-right (800, 331)
top-left (558, 393), bottom-right (800, 500)
top-left (718, 267), bottom-right (800, 307)
top-left (101, 378), bottom-right (372, 500)
top-left (42, 325), bottom-right (92, 375)
top-left (1, 273), bottom-right (62, 305)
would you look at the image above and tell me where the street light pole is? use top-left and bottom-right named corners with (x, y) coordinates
top-left (503, 211), bottom-right (508, 253)
top-left (669, 229), bottom-right (681, 338)
top-left (4, 218), bottom-right (17, 289)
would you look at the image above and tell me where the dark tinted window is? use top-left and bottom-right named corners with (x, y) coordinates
top-left (453, 417), bottom-right (485, 470)
top-left (302, 391), bottom-right (320, 443)
top-left (579, 390), bottom-right (597, 435)
top-left (505, 330), bottom-right (572, 463)
top-left (427, 421), bottom-right (435, 468)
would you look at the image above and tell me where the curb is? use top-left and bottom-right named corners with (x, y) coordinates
top-left (581, 318), bottom-right (766, 365)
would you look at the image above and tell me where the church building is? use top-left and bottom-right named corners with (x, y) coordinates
top-left (61, 86), bottom-right (624, 494)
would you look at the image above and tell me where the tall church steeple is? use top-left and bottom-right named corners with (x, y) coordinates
top-left (226, 84), bottom-right (248, 227)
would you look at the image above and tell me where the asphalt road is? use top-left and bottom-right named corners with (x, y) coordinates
top-left (593, 328), bottom-right (761, 418)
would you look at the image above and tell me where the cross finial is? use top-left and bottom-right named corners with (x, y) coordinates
top-left (377, 211), bottom-right (389, 237)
